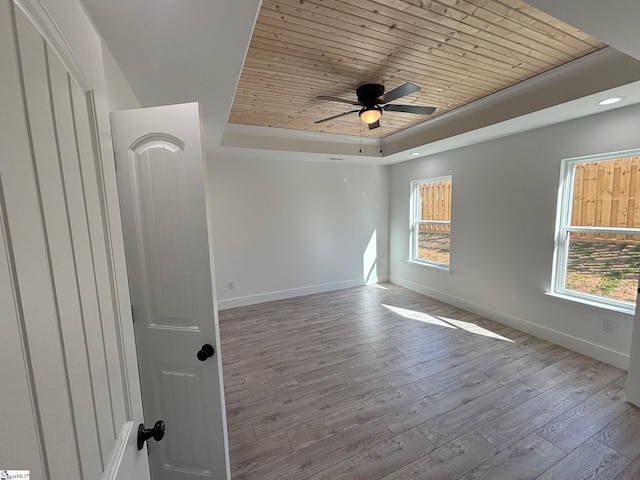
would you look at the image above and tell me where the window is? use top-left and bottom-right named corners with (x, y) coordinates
top-left (410, 176), bottom-right (452, 267)
top-left (552, 150), bottom-right (640, 313)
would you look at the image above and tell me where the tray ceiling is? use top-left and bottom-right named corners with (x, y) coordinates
top-left (228, 0), bottom-right (606, 138)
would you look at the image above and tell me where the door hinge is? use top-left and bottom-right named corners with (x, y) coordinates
top-left (131, 305), bottom-right (135, 323)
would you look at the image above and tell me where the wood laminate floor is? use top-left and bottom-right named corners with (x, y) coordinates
top-left (219, 283), bottom-right (640, 479)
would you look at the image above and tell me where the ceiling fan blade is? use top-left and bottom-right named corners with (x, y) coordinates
top-left (378, 82), bottom-right (420, 104)
top-left (314, 110), bottom-right (360, 124)
top-left (368, 120), bottom-right (380, 130)
top-left (383, 104), bottom-right (436, 115)
top-left (316, 95), bottom-right (361, 106)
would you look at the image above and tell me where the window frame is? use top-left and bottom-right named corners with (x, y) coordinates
top-left (551, 149), bottom-right (640, 314)
top-left (410, 175), bottom-right (452, 270)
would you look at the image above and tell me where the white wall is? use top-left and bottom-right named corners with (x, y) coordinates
top-left (209, 156), bottom-right (389, 309)
top-left (101, 41), bottom-right (140, 111)
top-left (389, 103), bottom-right (640, 369)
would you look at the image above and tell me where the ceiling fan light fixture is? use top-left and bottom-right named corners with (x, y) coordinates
top-left (315, 83), bottom-right (434, 126)
top-left (359, 107), bottom-right (381, 124)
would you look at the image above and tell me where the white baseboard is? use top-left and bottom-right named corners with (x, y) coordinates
top-left (390, 276), bottom-right (629, 370)
top-left (217, 275), bottom-right (390, 310)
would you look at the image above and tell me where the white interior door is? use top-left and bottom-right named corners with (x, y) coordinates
top-left (0, 1), bottom-right (149, 479)
top-left (626, 279), bottom-right (640, 406)
top-left (111, 103), bottom-right (230, 480)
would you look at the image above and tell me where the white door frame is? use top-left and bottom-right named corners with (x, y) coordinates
top-left (1, 1), bottom-right (149, 478)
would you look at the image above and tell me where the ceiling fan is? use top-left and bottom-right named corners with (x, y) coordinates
top-left (314, 82), bottom-right (436, 129)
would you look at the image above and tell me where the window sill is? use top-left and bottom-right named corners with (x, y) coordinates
top-left (545, 291), bottom-right (635, 317)
top-left (407, 259), bottom-right (450, 272)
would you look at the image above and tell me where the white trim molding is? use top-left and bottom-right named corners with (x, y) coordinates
top-left (14, 0), bottom-right (91, 90)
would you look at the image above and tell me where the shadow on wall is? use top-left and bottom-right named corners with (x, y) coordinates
top-left (363, 229), bottom-right (377, 284)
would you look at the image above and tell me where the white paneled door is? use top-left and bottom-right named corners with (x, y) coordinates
top-left (0, 1), bottom-right (149, 479)
top-left (626, 279), bottom-right (640, 406)
top-left (111, 104), bottom-right (230, 480)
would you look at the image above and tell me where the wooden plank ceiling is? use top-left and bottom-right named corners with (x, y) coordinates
top-left (228, 0), bottom-right (606, 138)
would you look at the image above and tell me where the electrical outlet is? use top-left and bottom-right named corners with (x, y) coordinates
top-left (228, 281), bottom-right (235, 290)
top-left (603, 319), bottom-right (615, 334)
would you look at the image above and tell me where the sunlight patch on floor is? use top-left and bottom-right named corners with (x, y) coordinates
top-left (382, 304), bottom-right (513, 342)
top-left (382, 304), bottom-right (455, 328)
top-left (437, 316), bottom-right (514, 342)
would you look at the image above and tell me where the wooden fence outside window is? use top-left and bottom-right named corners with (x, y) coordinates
top-left (418, 179), bottom-right (451, 234)
top-left (572, 156), bottom-right (640, 241)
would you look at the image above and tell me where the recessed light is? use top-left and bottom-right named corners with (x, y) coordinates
top-left (411, 152), bottom-right (421, 156)
top-left (598, 97), bottom-right (624, 106)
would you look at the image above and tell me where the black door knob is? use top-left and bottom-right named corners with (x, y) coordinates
top-left (197, 343), bottom-right (215, 361)
top-left (137, 420), bottom-right (165, 450)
